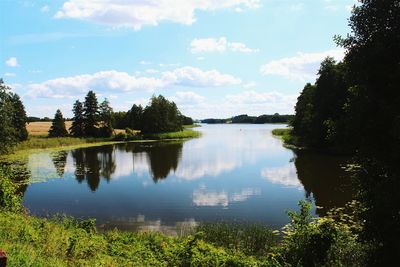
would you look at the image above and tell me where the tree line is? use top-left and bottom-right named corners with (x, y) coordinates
top-left (201, 114), bottom-right (293, 124)
top-left (50, 92), bottom-right (193, 138)
top-left (290, 0), bottom-right (399, 265)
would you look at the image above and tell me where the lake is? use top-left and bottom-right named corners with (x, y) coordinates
top-left (21, 124), bottom-right (353, 233)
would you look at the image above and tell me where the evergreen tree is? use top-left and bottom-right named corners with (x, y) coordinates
top-left (126, 104), bottom-right (143, 130)
top-left (83, 91), bottom-right (99, 137)
top-left (98, 98), bottom-right (114, 137)
top-left (10, 93), bottom-right (28, 141)
top-left (70, 100), bottom-right (85, 137)
top-left (48, 109), bottom-right (68, 137)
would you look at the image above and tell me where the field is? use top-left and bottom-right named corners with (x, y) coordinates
top-left (26, 121), bottom-right (124, 136)
top-left (26, 121), bottom-right (73, 136)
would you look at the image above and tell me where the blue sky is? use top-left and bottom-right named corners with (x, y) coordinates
top-left (0, 0), bottom-right (357, 119)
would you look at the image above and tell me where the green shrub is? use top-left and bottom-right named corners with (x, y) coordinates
top-left (197, 222), bottom-right (278, 256)
top-left (0, 166), bottom-right (23, 212)
top-left (276, 200), bottom-right (367, 267)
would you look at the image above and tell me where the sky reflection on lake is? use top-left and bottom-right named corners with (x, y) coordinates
top-left (22, 124), bottom-right (353, 231)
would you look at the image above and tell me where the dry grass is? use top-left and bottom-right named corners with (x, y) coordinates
top-left (27, 121), bottom-right (73, 136)
top-left (26, 121), bottom-right (124, 136)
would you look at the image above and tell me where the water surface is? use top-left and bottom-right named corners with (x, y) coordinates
top-left (22, 124), bottom-right (353, 232)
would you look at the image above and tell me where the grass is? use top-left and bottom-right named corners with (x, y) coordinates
top-left (183, 124), bottom-right (201, 129)
top-left (272, 128), bottom-right (299, 147)
top-left (142, 129), bottom-right (202, 140)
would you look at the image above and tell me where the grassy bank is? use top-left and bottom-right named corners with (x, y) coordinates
top-left (271, 128), bottom-right (299, 148)
top-left (143, 129), bottom-right (201, 140)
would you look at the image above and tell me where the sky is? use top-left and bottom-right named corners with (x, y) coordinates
top-left (0, 0), bottom-right (358, 119)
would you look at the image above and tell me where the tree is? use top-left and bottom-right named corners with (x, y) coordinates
top-left (70, 100), bottom-right (85, 137)
top-left (0, 80), bottom-right (16, 154)
top-left (83, 91), bottom-right (99, 137)
top-left (10, 93), bottom-right (28, 141)
top-left (141, 95), bottom-right (183, 134)
top-left (48, 109), bottom-right (68, 137)
top-left (98, 98), bottom-right (114, 137)
top-left (126, 104), bottom-right (143, 130)
top-left (338, 1), bottom-right (400, 264)
top-left (0, 79), bottom-right (28, 154)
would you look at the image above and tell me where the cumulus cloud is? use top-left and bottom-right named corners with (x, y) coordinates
top-left (26, 67), bottom-right (241, 99)
top-left (170, 91), bottom-right (205, 105)
top-left (5, 57), bottom-right (18, 67)
top-left (162, 66), bottom-right (241, 87)
top-left (260, 49), bottom-right (345, 81)
top-left (190, 37), bottom-right (259, 53)
top-left (55, 0), bottom-right (261, 30)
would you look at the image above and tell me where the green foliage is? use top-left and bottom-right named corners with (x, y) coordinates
top-left (276, 200), bottom-right (367, 267)
top-left (141, 95), bottom-right (183, 134)
top-left (291, 58), bottom-right (349, 150)
top-left (70, 100), bottom-right (85, 137)
top-left (0, 79), bottom-right (28, 154)
top-left (83, 90), bottom-right (99, 137)
top-left (197, 222), bottom-right (278, 256)
top-left (126, 104), bottom-right (143, 130)
top-left (9, 93), bottom-right (28, 141)
top-left (48, 109), bottom-right (68, 137)
top-left (98, 98), bottom-right (114, 138)
top-left (180, 114), bottom-right (194, 125)
top-left (272, 128), bottom-right (299, 147)
top-left (143, 129), bottom-right (201, 140)
top-left (0, 166), bottom-right (23, 212)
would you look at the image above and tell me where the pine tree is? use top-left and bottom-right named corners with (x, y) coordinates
top-left (10, 93), bottom-right (28, 141)
top-left (48, 109), bottom-right (68, 137)
top-left (83, 91), bottom-right (99, 137)
top-left (70, 100), bottom-right (85, 137)
top-left (99, 98), bottom-right (114, 137)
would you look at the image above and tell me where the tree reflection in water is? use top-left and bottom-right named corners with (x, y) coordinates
top-left (123, 141), bottom-right (183, 183)
top-left (294, 150), bottom-right (354, 216)
top-left (51, 151), bottom-right (68, 178)
top-left (71, 146), bottom-right (116, 191)
top-left (69, 141), bottom-right (183, 190)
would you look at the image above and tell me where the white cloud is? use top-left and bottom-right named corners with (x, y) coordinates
top-left (26, 67), bottom-right (241, 99)
top-left (225, 90), bottom-right (297, 107)
top-left (243, 81), bottom-right (257, 89)
top-left (190, 37), bottom-right (258, 53)
top-left (5, 57), bottom-right (18, 67)
top-left (4, 73), bottom-right (16, 77)
top-left (170, 91), bottom-right (205, 105)
top-left (55, 0), bottom-right (261, 30)
top-left (162, 66), bottom-right (241, 87)
top-left (41, 5), bottom-right (50, 12)
top-left (260, 49), bottom-right (345, 81)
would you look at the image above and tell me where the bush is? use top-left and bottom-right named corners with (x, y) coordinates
top-left (276, 200), bottom-right (367, 267)
top-left (0, 166), bottom-right (23, 212)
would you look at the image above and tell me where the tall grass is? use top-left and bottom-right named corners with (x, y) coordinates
top-left (272, 128), bottom-right (299, 147)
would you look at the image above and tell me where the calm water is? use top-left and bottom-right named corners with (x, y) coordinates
top-left (22, 124), bottom-right (353, 232)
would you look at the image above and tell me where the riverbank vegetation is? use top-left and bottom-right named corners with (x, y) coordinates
top-left (280, 1), bottom-right (400, 265)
